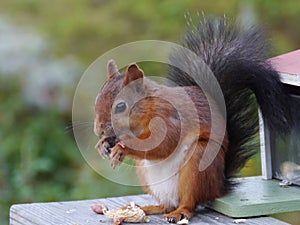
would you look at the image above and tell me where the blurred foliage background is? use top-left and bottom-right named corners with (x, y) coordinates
top-left (0, 0), bottom-right (300, 224)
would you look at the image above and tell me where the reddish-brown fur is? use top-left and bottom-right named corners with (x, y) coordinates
top-left (94, 61), bottom-right (228, 222)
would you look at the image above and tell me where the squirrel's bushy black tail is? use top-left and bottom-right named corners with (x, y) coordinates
top-left (167, 16), bottom-right (293, 178)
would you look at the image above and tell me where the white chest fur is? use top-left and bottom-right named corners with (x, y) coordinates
top-left (142, 143), bottom-right (191, 208)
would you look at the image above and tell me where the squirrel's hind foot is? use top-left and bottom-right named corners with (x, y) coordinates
top-left (164, 208), bottom-right (193, 224)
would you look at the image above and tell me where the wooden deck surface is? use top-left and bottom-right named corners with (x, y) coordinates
top-left (10, 194), bottom-right (290, 225)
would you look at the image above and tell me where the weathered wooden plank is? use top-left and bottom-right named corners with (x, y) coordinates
top-left (10, 194), bottom-right (290, 225)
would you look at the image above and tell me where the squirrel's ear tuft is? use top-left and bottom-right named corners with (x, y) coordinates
top-left (107, 59), bottom-right (119, 78)
top-left (124, 63), bottom-right (144, 86)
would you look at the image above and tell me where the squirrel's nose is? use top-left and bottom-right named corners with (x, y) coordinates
top-left (94, 123), bottom-right (105, 136)
top-left (106, 122), bottom-right (112, 131)
top-left (94, 122), bottom-right (113, 136)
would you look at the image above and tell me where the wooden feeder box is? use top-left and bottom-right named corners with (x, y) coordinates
top-left (209, 50), bottom-right (300, 218)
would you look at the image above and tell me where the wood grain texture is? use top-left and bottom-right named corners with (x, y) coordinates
top-left (10, 194), bottom-right (290, 225)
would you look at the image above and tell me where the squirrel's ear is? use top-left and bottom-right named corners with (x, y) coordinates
top-left (124, 63), bottom-right (144, 86)
top-left (107, 59), bottom-right (120, 78)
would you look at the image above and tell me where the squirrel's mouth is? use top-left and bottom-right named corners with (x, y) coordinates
top-left (106, 135), bottom-right (118, 148)
top-left (104, 135), bottom-right (118, 154)
top-left (106, 135), bottom-right (126, 149)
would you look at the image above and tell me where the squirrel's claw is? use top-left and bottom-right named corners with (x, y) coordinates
top-left (101, 142), bottom-right (111, 159)
top-left (165, 216), bottom-right (177, 223)
top-left (164, 210), bottom-right (191, 224)
top-left (109, 145), bottom-right (125, 169)
top-left (95, 137), bottom-right (111, 159)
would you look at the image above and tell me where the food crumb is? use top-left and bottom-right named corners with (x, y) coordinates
top-left (177, 217), bottom-right (189, 224)
top-left (233, 219), bottom-right (247, 224)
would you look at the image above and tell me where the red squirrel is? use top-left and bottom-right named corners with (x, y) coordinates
top-left (94, 17), bottom-right (293, 223)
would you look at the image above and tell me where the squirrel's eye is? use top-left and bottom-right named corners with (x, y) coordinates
top-left (115, 102), bottom-right (127, 114)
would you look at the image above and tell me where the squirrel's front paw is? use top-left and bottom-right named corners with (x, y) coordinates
top-left (109, 144), bottom-right (125, 169)
top-left (95, 136), bottom-right (112, 159)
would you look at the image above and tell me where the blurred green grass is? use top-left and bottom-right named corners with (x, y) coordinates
top-left (0, 1), bottom-right (300, 224)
